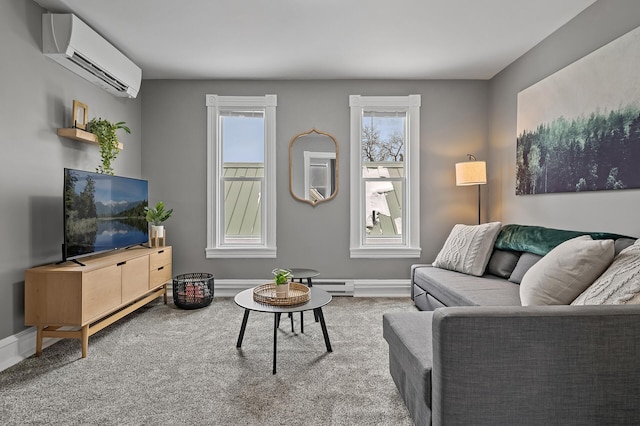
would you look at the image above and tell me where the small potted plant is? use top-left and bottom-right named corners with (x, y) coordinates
top-left (88, 117), bottom-right (130, 175)
top-left (272, 268), bottom-right (292, 298)
top-left (145, 201), bottom-right (173, 246)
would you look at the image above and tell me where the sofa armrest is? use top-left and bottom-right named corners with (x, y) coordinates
top-left (431, 305), bottom-right (640, 426)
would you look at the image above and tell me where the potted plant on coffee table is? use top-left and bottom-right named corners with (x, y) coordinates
top-left (272, 268), bottom-right (292, 298)
top-left (145, 201), bottom-right (173, 246)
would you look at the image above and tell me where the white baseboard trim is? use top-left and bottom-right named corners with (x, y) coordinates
top-left (353, 279), bottom-right (411, 297)
top-left (1, 279), bottom-right (411, 372)
top-left (211, 278), bottom-right (410, 298)
top-left (0, 327), bottom-right (62, 373)
top-left (209, 279), bottom-right (269, 297)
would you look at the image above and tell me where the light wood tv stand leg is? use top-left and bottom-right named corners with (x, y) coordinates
top-left (81, 325), bottom-right (89, 358)
top-left (36, 326), bottom-right (44, 357)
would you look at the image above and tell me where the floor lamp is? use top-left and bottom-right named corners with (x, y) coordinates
top-left (455, 154), bottom-right (487, 224)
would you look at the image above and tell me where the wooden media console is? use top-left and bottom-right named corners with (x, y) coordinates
top-left (25, 246), bottom-right (172, 358)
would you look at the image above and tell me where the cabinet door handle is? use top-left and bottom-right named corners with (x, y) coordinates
top-left (158, 250), bottom-right (165, 254)
top-left (117, 261), bottom-right (126, 266)
top-left (158, 266), bottom-right (164, 271)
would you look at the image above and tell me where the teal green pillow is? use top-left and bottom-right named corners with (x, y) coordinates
top-left (494, 224), bottom-right (627, 256)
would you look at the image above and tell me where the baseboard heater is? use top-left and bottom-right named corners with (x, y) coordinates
top-left (311, 280), bottom-right (354, 296)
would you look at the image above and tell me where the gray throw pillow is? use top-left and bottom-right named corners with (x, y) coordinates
top-left (486, 249), bottom-right (521, 279)
top-left (508, 252), bottom-right (543, 284)
top-left (520, 236), bottom-right (615, 306)
top-left (433, 222), bottom-right (502, 277)
top-left (615, 237), bottom-right (636, 256)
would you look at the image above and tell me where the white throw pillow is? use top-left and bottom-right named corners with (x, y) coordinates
top-left (572, 239), bottom-right (640, 305)
top-left (433, 222), bottom-right (502, 277)
top-left (520, 236), bottom-right (614, 306)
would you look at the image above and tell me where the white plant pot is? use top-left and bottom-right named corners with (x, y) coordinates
top-left (151, 225), bottom-right (165, 238)
top-left (275, 282), bottom-right (290, 298)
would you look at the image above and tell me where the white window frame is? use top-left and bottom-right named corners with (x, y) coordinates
top-left (349, 94), bottom-right (421, 258)
top-left (205, 94), bottom-right (277, 258)
top-left (303, 151), bottom-right (336, 200)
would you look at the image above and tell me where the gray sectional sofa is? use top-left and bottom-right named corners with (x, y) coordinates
top-left (383, 224), bottom-right (640, 426)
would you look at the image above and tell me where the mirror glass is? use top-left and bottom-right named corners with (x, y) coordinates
top-left (289, 128), bottom-right (338, 206)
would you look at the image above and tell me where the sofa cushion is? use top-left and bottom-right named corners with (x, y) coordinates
top-left (486, 249), bottom-right (520, 279)
top-left (508, 252), bottom-right (543, 284)
top-left (413, 266), bottom-right (521, 307)
top-left (383, 312), bottom-right (434, 409)
top-left (433, 222), bottom-right (502, 277)
top-left (615, 237), bottom-right (636, 255)
top-left (572, 240), bottom-right (640, 305)
top-left (495, 224), bottom-right (627, 256)
top-left (520, 236), bottom-right (615, 306)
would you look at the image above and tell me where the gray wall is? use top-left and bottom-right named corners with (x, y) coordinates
top-left (488, 0), bottom-right (640, 236)
top-left (141, 80), bottom-right (489, 280)
top-left (0, 0), bottom-right (142, 340)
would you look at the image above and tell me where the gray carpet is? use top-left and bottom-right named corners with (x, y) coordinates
top-left (1, 296), bottom-right (415, 425)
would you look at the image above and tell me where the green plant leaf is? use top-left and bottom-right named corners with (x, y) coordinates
top-left (89, 117), bottom-right (130, 175)
top-left (145, 201), bottom-right (174, 226)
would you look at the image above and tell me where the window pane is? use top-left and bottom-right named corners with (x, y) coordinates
top-left (361, 111), bottom-right (406, 173)
top-left (221, 113), bottom-right (265, 164)
top-left (224, 178), bottom-right (262, 242)
top-left (361, 111), bottom-right (405, 244)
top-left (221, 111), bottom-right (264, 243)
top-left (364, 180), bottom-right (403, 242)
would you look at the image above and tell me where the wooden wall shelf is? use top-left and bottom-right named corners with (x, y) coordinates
top-left (57, 128), bottom-right (124, 150)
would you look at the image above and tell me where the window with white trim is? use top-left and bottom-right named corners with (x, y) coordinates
top-left (349, 95), bottom-right (421, 258)
top-left (206, 95), bottom-right (277, 258)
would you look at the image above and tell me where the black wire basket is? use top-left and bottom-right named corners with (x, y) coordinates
top-left (172, 273), bottom-right (214, 309)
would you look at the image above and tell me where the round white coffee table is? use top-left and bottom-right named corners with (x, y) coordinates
top-left (234, 286), bottom-right (332, 374)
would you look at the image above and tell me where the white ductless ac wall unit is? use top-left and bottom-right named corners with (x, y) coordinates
top-left (42, 13), bottom-right (141, 98)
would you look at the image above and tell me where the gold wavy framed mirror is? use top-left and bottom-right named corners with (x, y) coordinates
top-left (289, 128), bottom-right (338, 206)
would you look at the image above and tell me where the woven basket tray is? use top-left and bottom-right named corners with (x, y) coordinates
top-left (253, 282), bottom-right (310, 306)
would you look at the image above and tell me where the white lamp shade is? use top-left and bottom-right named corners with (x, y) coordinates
top-left (455, 161), bottom-right (487, 186)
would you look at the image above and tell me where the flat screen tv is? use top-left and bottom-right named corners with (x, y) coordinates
top-left (63, 168), bottom-right (149, 263)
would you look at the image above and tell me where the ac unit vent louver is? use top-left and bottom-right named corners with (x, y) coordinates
top-left (66, 52), bottom-right (129, 94)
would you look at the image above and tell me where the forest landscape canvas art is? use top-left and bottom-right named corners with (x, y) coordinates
top-left (516, 24), bottom-right (640, 195)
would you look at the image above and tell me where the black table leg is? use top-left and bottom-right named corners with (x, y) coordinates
top-left (273, 312), bottom-right (280, 374)
top-left (306, 278), bottom-right (319, 322)
top-left (236, 309), bottom-right (250, 348)
top-left (296, 278), bottom-right (307, 331)
top-left (314, 307), bottom-right (332, 352)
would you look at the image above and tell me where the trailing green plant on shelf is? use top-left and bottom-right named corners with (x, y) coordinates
top-left (272, 268), bottom-right (292, 286)
top-left (144, 201), bottom-right (174, 226)
top-left (88, 117), bottom-right (130, 175)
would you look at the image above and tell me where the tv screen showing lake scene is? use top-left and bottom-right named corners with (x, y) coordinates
top-left (64, 168), bottom-right (149, 259)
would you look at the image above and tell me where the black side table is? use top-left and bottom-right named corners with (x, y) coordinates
top-left (288, 268), bottom-right (320, 287)
top-left (288, 268), bottom-right (320, 330)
